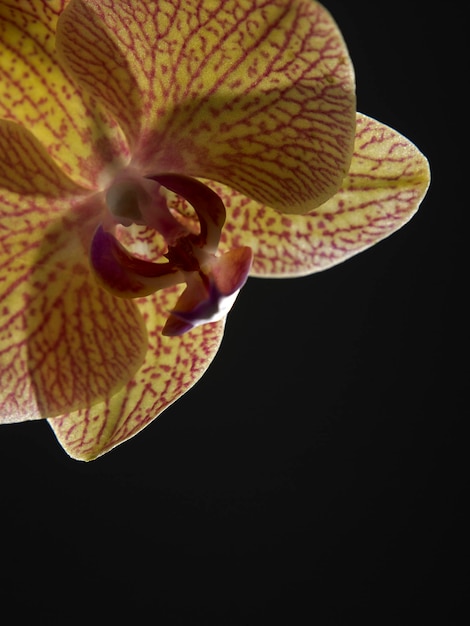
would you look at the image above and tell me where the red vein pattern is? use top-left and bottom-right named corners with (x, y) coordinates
top-left (0, 118), bottom-right (79, 422)
top-left (0, 121), bottom-right (149, 420)
top-left (180, 114), bottom-right (430, 276)
top-left (0, 0), bottom-right (128, 188)
top-left (56, 0), bottom-right (356, 213)
top-left (48, 288), bottom-right (225, 460)
top-left (26, 216), bottom-right (149, 418)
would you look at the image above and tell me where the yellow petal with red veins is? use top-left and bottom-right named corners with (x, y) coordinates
top-left (0, 0), bottom-right (128, 188)
top-left (48, 287), bottom-right (225, 461)
top-left (199, 114), bottom-right (429, 275)
top-left (56, 0), bottom-right (356, 213)
top-left (0, 121), bottom-right (148, 422)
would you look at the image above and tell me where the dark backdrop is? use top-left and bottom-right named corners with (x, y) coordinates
top-left (1, 1), bottom-right (465, 623)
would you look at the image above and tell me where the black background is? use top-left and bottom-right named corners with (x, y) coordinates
top-left (1, 1), bottom-right (466, 623)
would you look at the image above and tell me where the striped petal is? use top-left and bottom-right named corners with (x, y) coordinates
top-left (56, 0), bottom-right (356, 213)
top-left (0, 121), bottom-right (148, 422)
top-left (191, 114), bottom-right (430, 275)
top-left (0, 0), bottom-right (128, 188)
top-left (48, 287), bottom-right (225, 461)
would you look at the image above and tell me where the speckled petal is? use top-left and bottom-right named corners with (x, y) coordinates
top-left (0, 121), bottom-right (147, 422)
top-left (193, 114), bottom-right (430, 275)
top-left (48, 286), bottom-right (225, 460)
top-left (0, 0), bottom-right (128, 188)
top-left (56, 0), bottom-right (356, 213)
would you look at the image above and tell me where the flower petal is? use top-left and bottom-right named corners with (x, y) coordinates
top-left (56, 0), bottom-right (143, 154)
top-left (48, 287), bottom-right (225, 460)
top-left (199, 114), bottom-right (430, 275)
top-left (56, 0), bottom-right (356, 212)
top-left (0, 0), bottom-right (128, 187)
top-left (0, 121), bottom-right (148, 422)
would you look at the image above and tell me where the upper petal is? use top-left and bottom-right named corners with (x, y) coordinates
top-left (0, 121), bottom-right (148, 422)
top-left (56, 0), bottom-right (356, 212)
top-left (48, 286), bottom-right (225, 460)
top-left (193, 114), bottom-right (430, 276)
top-left (0, 0), bottom-right (128, 187)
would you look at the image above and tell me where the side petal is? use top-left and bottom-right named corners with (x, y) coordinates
top-left (48, 287), bottom-right (225, 460)
top-left (56, 0), bottom-right (356, 212)
top-left (204, 114), bottom-right (430, 276)
top-left (0, 0), bottom-right (128, 187)
top-left (0, 122), bottom-right (148, 422)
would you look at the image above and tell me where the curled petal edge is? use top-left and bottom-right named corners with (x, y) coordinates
top-left (163, 246), bottom-right (253, 336)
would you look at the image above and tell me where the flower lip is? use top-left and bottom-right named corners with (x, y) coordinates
top-left (90, 225), bottom-right (185, 298)
top-left (91, 172), bottom-right (253, 335)
top-left (162, 245), bottom-right (253, 337)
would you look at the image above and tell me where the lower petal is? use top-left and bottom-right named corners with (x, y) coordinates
top-left (26, 210), bottom-right (149, 418)
top-left (48, 286), bottom-right (225, 460)
top-left (0, 123), bottom-right (149, 421)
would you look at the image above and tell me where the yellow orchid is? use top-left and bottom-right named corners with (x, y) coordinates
top-left (0, 0), bottom-right (429, 460)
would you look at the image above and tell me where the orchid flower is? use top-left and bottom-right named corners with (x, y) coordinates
top-left (0, 0), bottom-right (430, 460)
